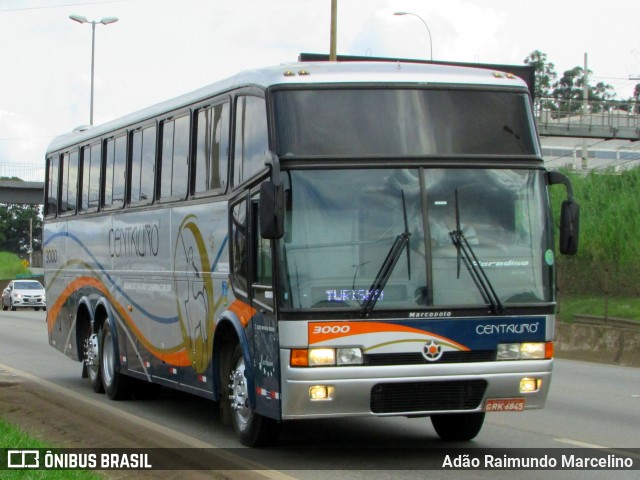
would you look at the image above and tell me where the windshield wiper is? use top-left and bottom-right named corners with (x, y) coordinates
top-left (448, 190), bottom-right (505, 314)
top-left (360, 191), bottom-right (411, 318)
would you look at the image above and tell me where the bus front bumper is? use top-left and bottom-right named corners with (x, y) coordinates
top-left (279, 350), bottom-right (553, 420)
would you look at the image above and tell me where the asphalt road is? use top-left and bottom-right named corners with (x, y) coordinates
top-left (1, 309), bottom-right (639, 479)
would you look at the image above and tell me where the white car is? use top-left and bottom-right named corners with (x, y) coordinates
top-left (2, 280), bottom-right (46, 311)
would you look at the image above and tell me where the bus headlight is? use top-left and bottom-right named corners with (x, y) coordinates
top-left (291, 348), bottom-right (364, 367)
top-left (337, 347), bottom-right (363, 365)
top-left (308, 348), bottom-right (335, 366)
top-left (497, 342), bottom-right (551, 360)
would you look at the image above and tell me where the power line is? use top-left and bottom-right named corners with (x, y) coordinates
top-left (0, 0), bottom-right (129, 12)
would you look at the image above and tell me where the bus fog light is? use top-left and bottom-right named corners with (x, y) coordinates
top-left (309, 385), bottom-right (333, 400)
top-left (520, 377), bottom-right (542, 393)
top-left (308, 348), bottom-right (335, 366)
top-left (336, 347), bottom-right (363, 365)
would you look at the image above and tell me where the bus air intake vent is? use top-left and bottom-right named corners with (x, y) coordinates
top-left (370, 380), bottom-right (487, 414)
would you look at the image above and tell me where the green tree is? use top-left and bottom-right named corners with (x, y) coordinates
top-left (0, 203), bottom-right (42, 254)
top-left (552, 66), bottom-right (615, 113)
top-left (523, 49), bottom-right (557, 100)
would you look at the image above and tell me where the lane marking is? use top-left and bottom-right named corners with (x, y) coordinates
top-left (555, 438), bottom-right (607, 448)
top-left (0, 362), bottom-right (297, 480)
top-left (556, 438), bottom-right (640, 461)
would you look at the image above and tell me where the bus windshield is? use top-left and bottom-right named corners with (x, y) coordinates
top-left (279, 168), bottom-right (553, 311)
top-left (273, 88), bottom-right (538, 157)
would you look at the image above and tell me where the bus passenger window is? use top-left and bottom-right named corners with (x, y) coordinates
top-left (59, 151), bottom-right (79, 215)
top-left (233, 96), bottom-right (268, 187)
top-left (103, 135), bottom-right (126, 209)
top-left (130, 126), bottom-right (156, 205)
top-left (195, 101), bottom-right (229, 194)
top-left (45, 155), bottom-right (59, 217)
top-left (160, 115), bottom-right (190, 200)
top-left (80, 143), bottom-right (101, 212)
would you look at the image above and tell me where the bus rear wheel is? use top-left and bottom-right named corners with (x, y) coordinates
top-left (431, 412), bottom-right (485, 441)
top-left (84, 329), bottom-right (104, 394)
top-left (227, 344), bottom-right (279, 447)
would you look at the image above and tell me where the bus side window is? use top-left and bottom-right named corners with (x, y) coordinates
top-left (80, 143), bottom-right (101, 212)
top-left (160, 114), bottom-right (190, 200)
top-left (233, 96), bottom-right (268, 187)
top-left (59, 150), bottom-right (79, 215)
top-left (251, 196), bottom-right (273, 309)
top-left (130, 125), bottom-right (156, 205)
top-left (230, 198), bottom-right (248, 295)
top-left (104, 135), bottom-right (126, 209)
top-left (45, 154), bottom-right (60, 217)
top-left (194, 101), bottom-right (229, 194)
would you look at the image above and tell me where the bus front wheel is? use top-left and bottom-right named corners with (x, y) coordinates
top-left (100, 321), bottom-right (131, 400)
top-left (431, 412), bottom-right (485, 441)
top-left (227, 344), bottom-right (279, 447)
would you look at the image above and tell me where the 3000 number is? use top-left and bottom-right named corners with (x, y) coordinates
top-left (312, 325), bottom-right (351, 335)
top-left (45, 249), bottom-right (58, 264)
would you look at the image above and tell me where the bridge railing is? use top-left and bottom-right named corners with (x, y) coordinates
top-left (535, 98), bottom-right (640, 140)
top-left (0, 163), bottom-right (45, 183)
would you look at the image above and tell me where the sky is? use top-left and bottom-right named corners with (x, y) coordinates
top-left (1, 0), bottom-right (640, 171)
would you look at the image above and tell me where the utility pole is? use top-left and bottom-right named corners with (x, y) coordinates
top-left (581, 53), bottom-right (589, 171)
top-left (330, 0), bottom-right (337, 61)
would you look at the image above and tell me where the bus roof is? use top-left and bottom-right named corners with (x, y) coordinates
top-left (47, 61), bottom-right (529, 153)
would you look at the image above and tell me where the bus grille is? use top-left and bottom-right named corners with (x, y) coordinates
top-left (364, 351), bottom-right (496, 366)
top-left (370, 380), bottom-right (487, 414)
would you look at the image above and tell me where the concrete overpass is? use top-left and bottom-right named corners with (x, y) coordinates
top-left (0, 180), bottom-right (44, 204)
top-left (0, 163), bottom-right (45, 205)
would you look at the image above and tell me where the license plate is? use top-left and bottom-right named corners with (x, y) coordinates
top-left (485, 398), bottom-right (526, 412)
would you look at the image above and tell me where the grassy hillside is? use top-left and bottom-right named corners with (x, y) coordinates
top-left (551, 168), bottom-right (640, 297)
top-left (0, 252), bottom-right (31, 280)
top-left (551, 168), bottom-right (640, 321)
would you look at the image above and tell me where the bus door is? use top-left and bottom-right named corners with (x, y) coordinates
top-left (249, 192), bottom-right (281, 420)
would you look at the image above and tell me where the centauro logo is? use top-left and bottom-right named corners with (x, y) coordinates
top-left (476, 322), bottom-right (540, 335)
top-left (109, 223), bottom-right (160, 258)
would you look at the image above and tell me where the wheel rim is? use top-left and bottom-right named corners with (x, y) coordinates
top-left (85, 333), bottom-right (100, 380)
top-left (229, 355), bottom-right (251, 428)
top-left (102, 329), bottom-right (115, 387)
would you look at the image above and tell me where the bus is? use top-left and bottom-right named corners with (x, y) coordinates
top-left (44, 61), bottom-right (579, 447)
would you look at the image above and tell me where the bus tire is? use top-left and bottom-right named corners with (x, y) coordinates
top-left (431, 412), bottom-right (485, 441)
top-left (100, 321), bottom-right (131, 400)
top-left (227, 343), bottom-right (279, 447)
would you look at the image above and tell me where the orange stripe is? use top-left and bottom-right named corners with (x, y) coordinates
top-left (308, 321), bottom-right (469, 351)
top-left (228, 299), bottom-right (257, 328)
top-left (47, 276), bottom-right (191, 367)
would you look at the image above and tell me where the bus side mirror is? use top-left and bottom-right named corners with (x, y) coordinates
top-left (547, 171), bottom-right (580, 256)
top-left (259, 180), bottom-right (284, 239)
top-left (559, 199), bottom-right (579, 255)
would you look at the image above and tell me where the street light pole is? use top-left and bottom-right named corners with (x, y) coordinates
top-left (330, 0), bottom-right (337, 61)
top-left (69, 14), bottom-right (119, 125)
top-left (394, 11), bottom-right (433, 61)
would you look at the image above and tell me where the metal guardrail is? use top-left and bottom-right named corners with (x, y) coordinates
top-left (535, 98), bottom-right (640, 140)
top-left (0, 163), bottom-right (45, 182)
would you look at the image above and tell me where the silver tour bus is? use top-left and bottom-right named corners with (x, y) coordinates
top-left (44, 61), bottom-right (579, 446)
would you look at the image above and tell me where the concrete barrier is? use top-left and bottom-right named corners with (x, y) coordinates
top-left (555, 316), bottom-right (640, 368)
